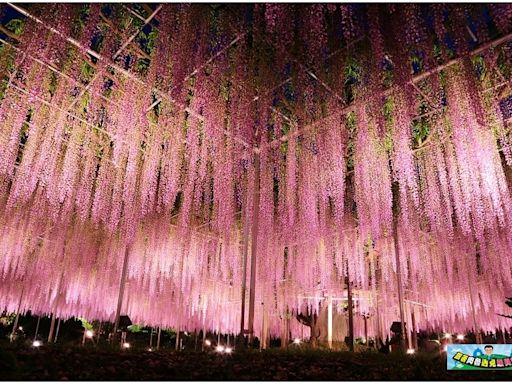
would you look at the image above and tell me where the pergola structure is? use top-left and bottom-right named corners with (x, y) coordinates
top-left (0, 3), bottom-right (512, 349)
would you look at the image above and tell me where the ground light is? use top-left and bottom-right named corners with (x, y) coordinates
top-left (147, 347), bottom-right (153, 352)
top-left (293, 338), bottom-right (301, 344)
top-left (406, 348), bottom-right (415, 354)
top-left (457, 334), bottom-right (464, 340)
top-left (122, 342), bottom-right (130, 349)
top-left (18, 326), bottom-right (23, 331)
top-left (85, 330), bottom-right (94, 338)
top-left (32, 340), bottom-right (42, 347)
top-left (215, 345), bottom-right (225, 353)
top-left (204, 339), bottom-right (211, 346)
top-left (444, 333), bottom-right (452, 339)
top-left (225, 347), bottom-right (233, 354)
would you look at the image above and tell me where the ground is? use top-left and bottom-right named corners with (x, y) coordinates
top-left (1, 343), bottom-right (511, 380)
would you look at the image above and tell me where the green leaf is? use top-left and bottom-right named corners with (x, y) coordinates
top-left (128, 324), bottom-right (142, 333)
top-left (5, 19), bottom-right (24, 36)
top-left (78, 317), bottom-right (94, 330)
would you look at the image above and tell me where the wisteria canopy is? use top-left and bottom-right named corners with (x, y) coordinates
top-left (1, 3), bottom-right (512, 341)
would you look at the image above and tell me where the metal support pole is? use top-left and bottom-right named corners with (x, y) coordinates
top-left (239, 201), bottom-right (251, 342)
top-left (10, 313), bottom-right (20, 343)
top-left (97, 322), bottom-right (102, 344)
top-left (150, 327), bottom-right (153, 348)
top-left (468, 282), bottom-right (482, 343)
top-left (112, 244), bottom-right (131, 344)
top-left (156, 327), bottom-right (161, 350)
top-left (247, 151), bottom-right (261, 345)
top-left (364, 316), bottom-right (369, 347)
top-left (406, 302), bottom-right (412, 349)
top-left (10, 283), bottom-right (25, 342)
top-left (34, 316), bottom-right (41, 340)
top-left (346, 269), bottom-right (354, 352)
top-left (392, 200), bottom-right (407, 351)
top-left (327, 295), bottom-right (333, 349)
top-left (411, 309), bottom-right (418, 350)
top-left (54, 319), bottom-right (61, 343)
top-left (48, 272), bottom-right (64, 343)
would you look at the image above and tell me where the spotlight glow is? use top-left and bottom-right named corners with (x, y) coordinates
top-left (225, 347), bottom-right (232, 353)
top-left (32, 340), bottom-right (41, 347)
top-left (293, 338), bottom-right (301, 344)
top-left (204, 339), bottom-right (211, 346)
top-left (406, 348), bottom-right (415, 354)
top-left (85, 330), bottom-right (94, 338)
top-left (18, 326), bottom-right (23, 331)
top-left (122, 342), bottom-right (130, 349)
top-left (444, 333), bottom-right (452, 338)
top-left (443, 345), bottom-right (448, 352)
top-left (215, 345), bottom-right (225, 352)
top-left (147, 347), bottom-right (153, 352)
top-left (456, 334), bottom-right (464, 340)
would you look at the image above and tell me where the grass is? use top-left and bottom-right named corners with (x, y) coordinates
top-left (1, 342), bottom-right (511, 380)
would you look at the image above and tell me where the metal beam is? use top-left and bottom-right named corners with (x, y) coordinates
top-left (247, 151), bottom-right (261, 345)
top-left (264, 30), bottom-right (512, 150)
top-left (6, 3), bottom-right (251, 149)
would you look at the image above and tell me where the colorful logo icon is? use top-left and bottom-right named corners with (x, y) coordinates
top-left (447, 344), bottom-right (512, 370)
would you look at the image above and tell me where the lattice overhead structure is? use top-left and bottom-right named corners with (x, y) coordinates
top-left (0, 3), bottom-right (512, 343)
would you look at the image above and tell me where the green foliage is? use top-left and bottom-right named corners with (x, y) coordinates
top-left (0, 313), bottom-right (16, 326)
top-left (5, 19), bottom-right (24, 36)
top-left (127, 324), bottom-right (142, 333)
top-left (471, 55), bottom-right (486, 81)
top-left (135, 58), bottom-right (150, 75)
top-left (80, 61), bottom-right (95, 82)
top-left (78, 317), bottom-right (93, 330)
top-left (412, 119), bottom-right (430, 146)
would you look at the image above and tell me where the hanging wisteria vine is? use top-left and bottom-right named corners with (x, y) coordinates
top-left (0, 3), bottom-right (512, 342)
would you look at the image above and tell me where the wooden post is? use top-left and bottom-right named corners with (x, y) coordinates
top-left (175, 329), bottom-right (180, 351)
top-left (247, 151), bottom-right (261, 345)
top-left (48, 313), bottom-right (56, 343)
top-left (112, 244), bottom-right (131, 344)
top-left (392, 193), bottom-right (407, 351)
top-left (327, 295), bottom-right (333, 350)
